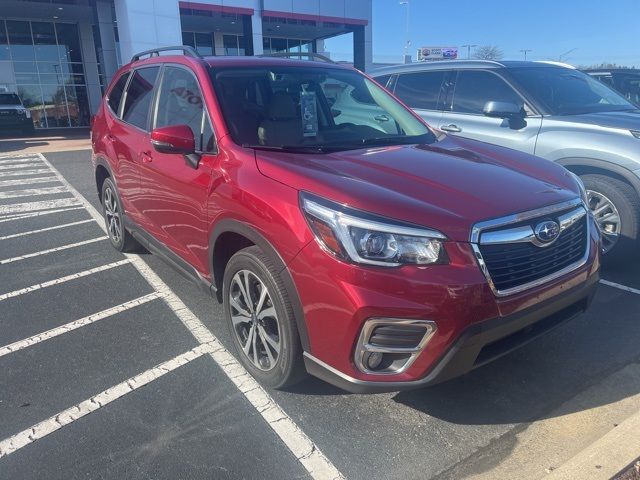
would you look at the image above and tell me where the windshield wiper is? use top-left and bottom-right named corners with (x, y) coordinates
top-left (242, 143), bottom-right (351, 153)
top-left (356, 133), bottom-right (434, 147)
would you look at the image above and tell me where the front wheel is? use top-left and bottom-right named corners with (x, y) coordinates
top-left (223, 246), bottom-right (306, 389)
top-left (581, 174), bottom-right (640, 261)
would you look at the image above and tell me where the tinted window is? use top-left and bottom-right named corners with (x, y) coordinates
top-left (374, 74), bottom-right (391, 89)
top-left (395, 71), bottom-right (446, 110)
top-left (122, 67), bottom-right (159, 130)
top-left (0, 93), bottom-right (22, 105)
top-left (107, 72), bottom-right (129, 115)
top-left (452, 70), bottom-right (522, 114)
top-left (155, 66), bottom-right (214, 152)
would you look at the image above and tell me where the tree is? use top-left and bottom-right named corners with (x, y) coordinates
top-left (473, 45), bottom-right (504, 61)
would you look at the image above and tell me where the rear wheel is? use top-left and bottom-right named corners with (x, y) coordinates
top-left (223, 246), bottom-right (306, 389)
top-left (581, 174), bottom-right (640, 261)
top-left (101, 177), bottom-right (141, 252)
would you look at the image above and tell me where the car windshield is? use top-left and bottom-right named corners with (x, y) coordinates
top-left (509, 66), bottom-right (636, 115)
top-left (0, 93), bottom-right (21, 105)
top-left (209, 65), bottom-right (435, 152)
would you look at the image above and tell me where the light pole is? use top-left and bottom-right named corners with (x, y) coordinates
top-left (399, 1), bottom-right (410, 63)
top-left (520, 49), bottom-right (532, 60)
top-left (559, 48), bottom-right (577, 62)
top-left (461, 44), bottom-right (477, 59)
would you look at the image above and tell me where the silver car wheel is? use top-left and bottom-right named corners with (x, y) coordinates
top-left (229, 269), bottom-right (281, 371)
top-left (587, 189), bottom-right (621, 254)
top-left (103, 186), bottom-right (122, 244)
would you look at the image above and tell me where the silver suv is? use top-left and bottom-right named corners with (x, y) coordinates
top-left (371, 60), bottom-right (640, 260)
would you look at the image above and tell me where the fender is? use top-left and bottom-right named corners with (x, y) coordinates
top-left (209, 219), bottom-right (311, 352)
top-left (93, 154), bottom-right (117, 198)
top-left (556, 157), bottom-right (640, 196)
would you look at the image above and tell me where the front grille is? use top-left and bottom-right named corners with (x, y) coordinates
top-left (478, 210), bottom-right (587, 293)
top-left (0, 109), bottom-right (18, 117)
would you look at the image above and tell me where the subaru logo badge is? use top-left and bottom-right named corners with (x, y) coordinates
top-left (534, 220), bottom-right (560, 244)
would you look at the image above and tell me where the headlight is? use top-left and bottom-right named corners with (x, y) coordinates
top-left (569, 172), bottom-right (589, 207)
top-left (300, 193), bottom-right (448, 266)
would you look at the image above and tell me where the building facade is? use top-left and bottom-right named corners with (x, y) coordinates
top-left (0, 0), bottom-right (372, 129)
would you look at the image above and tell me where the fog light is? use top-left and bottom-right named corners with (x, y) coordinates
top-left (365, 351), bottom-right (384, 370)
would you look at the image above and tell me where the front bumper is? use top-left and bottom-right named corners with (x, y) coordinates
top-left (303, 271), bottom-right (598, 393)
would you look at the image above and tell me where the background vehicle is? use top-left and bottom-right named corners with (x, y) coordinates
top-left (372, 60), bottom-right (640, 261)
top-left (0, 93), bottom-right (35, 135)
top-left (92, 48), bottom-right (599, 393)
top-left (585, 68), bottom-right (640, 106)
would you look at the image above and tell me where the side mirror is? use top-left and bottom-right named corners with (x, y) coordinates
top-left (151, 125), bottom-right (195, 155)
top-left (483, 101), bottom-right (525, 120)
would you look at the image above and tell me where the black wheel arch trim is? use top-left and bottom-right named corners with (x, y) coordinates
top-left (209, 219), bottom-right (311, 352)
top-left (556, 157), bottom-right (640, 196)
top-left (94, 155), bottom-right (116, 200)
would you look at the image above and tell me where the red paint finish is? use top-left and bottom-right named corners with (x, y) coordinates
top-left (92, 54), bottom-right (599, 391)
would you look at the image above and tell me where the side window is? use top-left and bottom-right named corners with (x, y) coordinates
top-left (107, 72), bottom-right (129, 116)
top-left (394, 71), bottom-right (446, 110)
top-left (373, 74), bottom-right (392, 89)
top-left (155, 66), bottom-right (215, 152)
top-left (451, 70), bottom-right (522, 114)
top-left (122, 67), bottom-right (160, 130)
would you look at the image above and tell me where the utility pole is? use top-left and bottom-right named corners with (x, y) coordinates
top-left (461, 44), bottom-right (477, 59)
top-left (399, 1), bottom-right (411, 63)
top-left (559, 48), bottom-right (577, 62)
top-left (520, 49), bottom-right (532, 61)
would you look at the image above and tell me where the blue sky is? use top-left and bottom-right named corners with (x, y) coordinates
top-left (325, 0), bottom-right (640, 66)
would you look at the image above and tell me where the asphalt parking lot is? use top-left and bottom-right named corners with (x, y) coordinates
top-left (0, 149), bottom-right (639, 480)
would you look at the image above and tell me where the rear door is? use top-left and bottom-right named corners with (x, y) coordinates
top-left (137, 64), bottom-right (217, 275)
top-left (438, 69), bottom-right (542, 154)
top-left (392, 70), bottom-right (447, 130)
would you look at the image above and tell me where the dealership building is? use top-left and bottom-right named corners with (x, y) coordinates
top-left (0, 0), bottom-right (372, 129)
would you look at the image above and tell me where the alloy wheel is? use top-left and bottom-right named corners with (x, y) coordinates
top-left (587, 189), bottom-right (621, 254)
top-left (229, 269), bottom-right (281, 371)
top-left (104, 186), bottom-right (122, 244)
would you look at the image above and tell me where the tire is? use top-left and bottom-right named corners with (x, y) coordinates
top-left (581, 174), bottom-right (640, 262)
top-left (223, 245), bottom-right (306, 389)
top-left (101, 177), bottom-right (141, 253)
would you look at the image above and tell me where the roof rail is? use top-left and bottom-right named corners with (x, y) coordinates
top-left (257, 52), bottom-right (336, 64)
top-left (131, 45), bottom-right (203, 63)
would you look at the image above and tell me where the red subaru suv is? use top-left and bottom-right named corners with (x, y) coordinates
top-left (91, 47), bottom-right (600, 393)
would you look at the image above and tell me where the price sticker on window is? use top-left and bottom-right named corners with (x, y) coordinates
top-left (300, 90), bottom-right (318, 137)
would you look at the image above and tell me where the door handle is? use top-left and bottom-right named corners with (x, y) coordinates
top-left (140, 151), bottom-right (153, 164)
top-left (441, 124), bottom-right (462, 133)
top-left (374, 114), bottom-right (390, 122)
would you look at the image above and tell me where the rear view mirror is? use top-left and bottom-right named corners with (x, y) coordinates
top-left (483, 101), bottom-right (525, 120)
top-left (151, 125), bottom-right (195, 155)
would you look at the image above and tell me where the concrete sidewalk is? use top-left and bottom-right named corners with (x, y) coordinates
top-left (0, 129), bottom-right (91, 156)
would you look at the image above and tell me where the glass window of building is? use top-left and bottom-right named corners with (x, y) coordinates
top-left (223, 35), bottom-right (245, 56)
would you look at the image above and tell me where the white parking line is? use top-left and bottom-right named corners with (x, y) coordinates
top-left (0, 293), bottom-right (163, 358)
top-left (0, 176), bottom-right (59, 188)
top-left (0, 259), bottom-right (131, 301)
top-left (0, 236), bottom-right (108, 265)
top-left (600, 279), bottom-right (640, 296)
top-left (0, 162), bottom-right (43, 171)
top-left (0, 206), bottom-right (85, 223)
top-left (0, 198), bottom-right (79, 216)
top-left (38, 154), bottom-right (345, 479)
top-left (0, 157), bottom-right (41, 165)
top-left (0, 169), bottom-right (52, 177)
top-left (0, 219), bottom-right (95, 240)
top-left (0, 154), bottom-right (40, 162)
top-left (0, 186), bottom-right (69, 200)
top-left (0, 343), bottom-right (216, 458)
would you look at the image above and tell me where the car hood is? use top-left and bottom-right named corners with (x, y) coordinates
top-left (552, 109), bottom-right (640, 130)
top-left (255, 136), bottom-right (580, 242)
top-left (0, 104), bottom-right (23, 110)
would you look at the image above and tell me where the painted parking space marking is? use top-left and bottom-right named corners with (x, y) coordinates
top-left (0, 343), bottom-right (216, 458)
top-left (0, 176), bottom-right (59, 188)
top-left (0, 186), bottom-right (69, 200)
top-left (0, 162), bottom-right (43, 171)
top-left (38, 153), bottom-right (345, 479)
top-left (600, 279), bottom-right (640, 296)
top-left (0, 259), bottom-right (131, 302)
top-left (0, 206), bottom-right (85, 224)
top-left (0, 236), bottom-right (108, 265)
top-left (0, 293), bottom-right (163, 358)
top-left (0, 157), bottom-right (42, 165)
top-left (0, 198), bottom-right (79, 216)
top-left (0, 219), bottom-right (94, 240)
top-left (0, 169), bottom-right (52, 177)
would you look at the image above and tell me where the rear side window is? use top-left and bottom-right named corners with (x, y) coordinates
top-left (373, 74), bottom-right (391, 89)
top-left (155, 66), bottom-right (215, 152)
top-left (107, 72), bottom-right (129, 115)
top-left (122, 67), bottom-right (160, 130)
top-left (394, 71), bottom-right (446, 110)
top-left (451, 70), bottom-right (522, 114)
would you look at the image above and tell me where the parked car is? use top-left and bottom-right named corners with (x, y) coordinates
top-left (92, 47), bottom-right (599, 393)
top-left (0, 92), bottom-right (35, 135)
top-left (585, 68), bottom-right (640, 107)
top-left (372, 60), bottom-right (640, 260)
